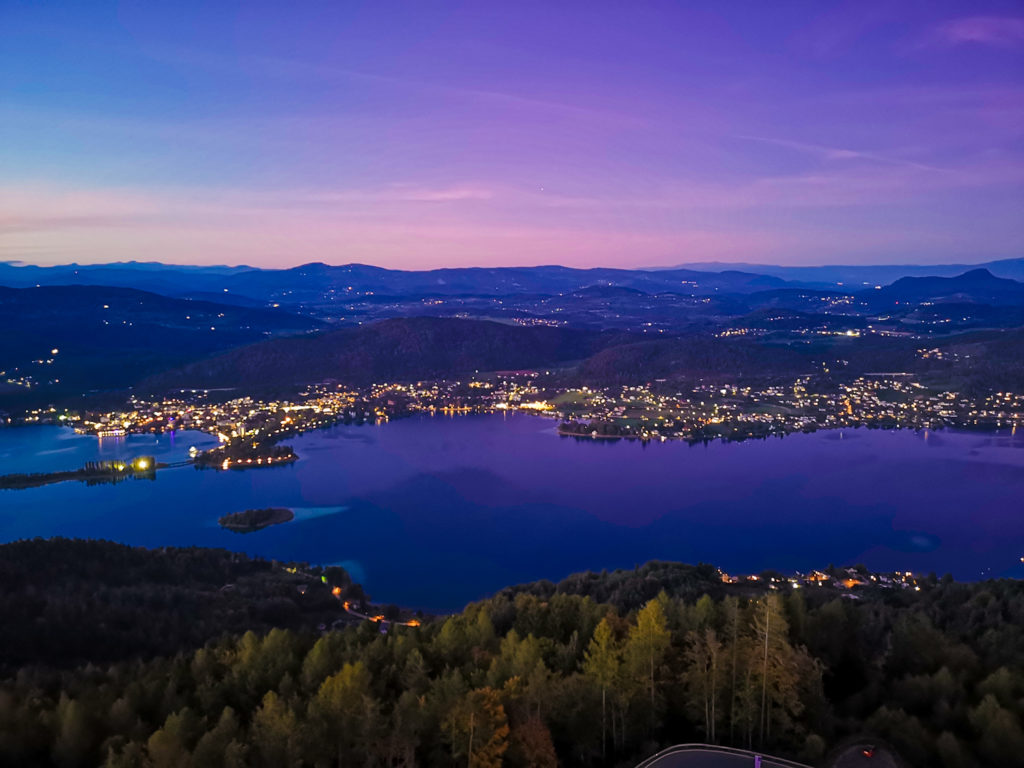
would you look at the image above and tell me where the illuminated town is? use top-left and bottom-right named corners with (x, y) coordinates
top-left (11, 368), bottom-right (1019, 466)
top-left (5, 1), bottom-right (1024, 764)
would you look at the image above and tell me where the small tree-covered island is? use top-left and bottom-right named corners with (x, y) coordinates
top-left (1, 539), bottom-right (1022, 768)
top-left (218, 507), bottom-right (295, 533)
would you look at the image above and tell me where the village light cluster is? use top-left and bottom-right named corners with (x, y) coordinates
top-left (14, 367), bottom-right (1017, 450)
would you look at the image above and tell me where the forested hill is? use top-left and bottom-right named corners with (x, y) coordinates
top-left (0, 538), bottom-right (362, 670)
top-left (873, 269), bottom-right (1024, 306)
top-left (2, 541), bottom-right (1023, 767)
top-left (0, 284), bottom-right (321, 406)
top-left (0, 260), bottom-right (794, 298)
top-left (142, 316), bottom-right (609, 390)
top-left (141, 314), bottom-right (939, 394)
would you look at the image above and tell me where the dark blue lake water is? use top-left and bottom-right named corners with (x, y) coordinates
top-left (2, 414), bottom-right (1023, 611)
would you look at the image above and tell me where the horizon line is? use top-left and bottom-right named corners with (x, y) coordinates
top-left (2, 255), bottom-right (1021, 273)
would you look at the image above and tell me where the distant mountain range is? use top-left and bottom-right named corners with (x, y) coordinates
top-left (674, 257), bottom-right (1024, 285)
top-left (0, 261), bottom-right (797, 303)
top-left (3, 261), bottom-right (1024, 407)
top-left (3, 258), bottom-right (1021, 306)
top-left (0, 261), bottom-right (251, 297)
top-left (142, 268), bottom-right (1024, 393)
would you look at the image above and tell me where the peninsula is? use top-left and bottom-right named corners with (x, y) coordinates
top-left (0, 457), bottom-right (157, 490)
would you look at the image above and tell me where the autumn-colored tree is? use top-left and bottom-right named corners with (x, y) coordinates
top-left (300, 635), bottom-right (344, 690)
top-left (750, 595), bottom-right (803, 747)
top-left (51, 694), bottom-right (93, 768)
top-left (693, 594), bottom-right (716, 630)
top-left (102, 741), bottom-right (147, 768)
top-left (191, 707), bottom-right (242, 768)
top-left (308, 661), bottom-right (379, 766)
top-left (444, 688), bottom-right (510, 768)
top-left (583, 616), bottom-right (621, 758)
top-left (625, 599), bottom-right (671, 712)
top-left (507, 717), bottom-right (557, 768)
top-left (8, 544), bottom-right (1024, 768)
top-left (250, 691), bottom-right (301, 768)
top-left (146, 708), bottom-right (199, 768)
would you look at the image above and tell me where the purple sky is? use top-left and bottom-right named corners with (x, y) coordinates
top-left (2, 1), bottom-right (1022, 268)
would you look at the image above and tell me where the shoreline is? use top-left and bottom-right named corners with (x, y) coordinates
top-left (0, 458), bottom-right (158, 490)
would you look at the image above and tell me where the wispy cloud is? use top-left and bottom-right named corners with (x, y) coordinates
top-left (143, 45), bottom-right (642, 126)
top-left (787, 3), bottom-right (899, 58)
top-left (0, 181), bottom-right (785, 268)
top-left (737, 135), bottom-right (947, 172)
top-left (3, 175), bottom-right (1019, 268)
top-left (0, 182), bottom-right (500, 235)
top-left (269, 185), bottom-right (496, 206)
top-left (7, 137), bottom-right (1021, 236)
top-left (928, 16), bottom-right (1024, 48)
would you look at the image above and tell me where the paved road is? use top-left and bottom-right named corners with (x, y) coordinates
top-left (638, 743), bottom-right (898, 768)
top-left (644, 754), bottom-right (791, 768)
top-left (638, 746), bottom-right (810, 768)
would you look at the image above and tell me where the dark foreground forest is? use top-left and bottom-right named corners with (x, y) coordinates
top-left (1, 540), bottom-right (1023, 767)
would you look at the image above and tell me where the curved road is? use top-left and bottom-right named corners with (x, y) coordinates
top-left (637, 745), bottom-right (812, 768)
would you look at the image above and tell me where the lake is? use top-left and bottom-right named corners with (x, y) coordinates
top-left (2, 414), bottom-right (1023, 611)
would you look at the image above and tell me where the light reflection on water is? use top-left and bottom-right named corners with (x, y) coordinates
top-left (1, 415), bottom-right (1023, 611)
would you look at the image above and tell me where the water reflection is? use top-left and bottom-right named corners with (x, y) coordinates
top-left (1, 416), bottom-right (1023, 611)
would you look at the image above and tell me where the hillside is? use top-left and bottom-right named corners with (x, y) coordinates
top-left (220, 263), bottom-right (793, 302)
top-left (0, 260), bottom-right (794, 304)
top-left (1, 542), bottom-right (1022, 767)
top-left (0, 285), bottom-right (321, 404)
top-left (140, 315), bottom-right (949, 394)
top-left (927, 327), bottom-right (1024, 393)
top-left (577, 335), bottom-right (813, 383)
top-left (0, 538), bottom-right (357, 670)
top-left (871, 269), bottom-right (1024, 306)
top-left (143, 316), bottom-right (609, 391)
top-left (679, 257), bottom-right (1024, 286)
top-left (0, 261), bottom-right (250, 295)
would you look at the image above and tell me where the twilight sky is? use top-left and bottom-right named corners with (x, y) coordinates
top-left (2, 1), bottom-right (1023, 268)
